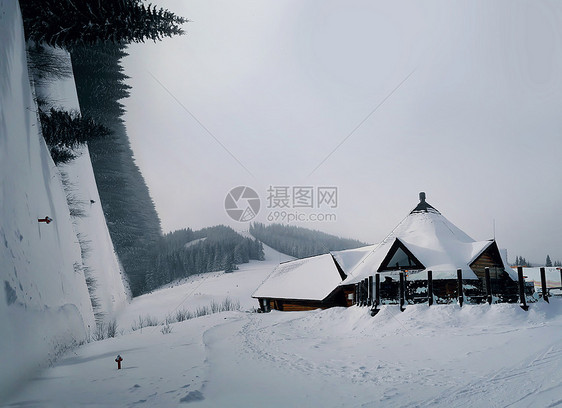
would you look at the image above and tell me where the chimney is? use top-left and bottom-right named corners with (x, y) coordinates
top-left (411, 191), bottom-right (440, 214)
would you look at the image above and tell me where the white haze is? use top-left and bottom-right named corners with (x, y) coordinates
top-left (123, 0), bottom-right (562, 264)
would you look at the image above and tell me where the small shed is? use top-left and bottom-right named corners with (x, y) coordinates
top-left (252, 253), bottom-right (347, 311)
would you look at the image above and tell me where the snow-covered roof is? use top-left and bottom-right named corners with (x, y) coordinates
top-left (252, 253), bottom-right (343, 301)
top-left (331, 245), bottom-right (377, 274)
top-left (342, 193), bottom-right (508, 283)
top-left (254, 193), bottom-right (514, 299)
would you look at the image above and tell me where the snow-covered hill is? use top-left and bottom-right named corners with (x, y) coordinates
top-left (0, 0), bottom-right (127, 401)
top-left (116, 242), bottom-right (292, 330)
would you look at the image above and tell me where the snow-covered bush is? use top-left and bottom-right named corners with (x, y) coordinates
top-left (161, 323), bottom-right (173, 335)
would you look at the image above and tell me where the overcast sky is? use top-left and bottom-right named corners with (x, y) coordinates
top-left (122, 0), bottom-right (562, 264)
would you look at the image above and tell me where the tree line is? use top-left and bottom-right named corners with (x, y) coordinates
top-left (250, 222), bottom-right (367, 259)
top-left (20, 0), bottom-right (186, 47)
top-left (144, 226), bottom-right (265, 292)
top-left (513, 255), bottom-right (561, 268)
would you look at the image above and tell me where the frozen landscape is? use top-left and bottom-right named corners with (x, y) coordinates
top-left (3, 254), bottom-right (562, 407)
top-left (2, 1), bottom-right (562, 407)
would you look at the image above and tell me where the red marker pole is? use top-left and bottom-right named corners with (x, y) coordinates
top-left (115, 355), bottom-right (123, 369)
top-left (38, 216), bottom-right (52, 224)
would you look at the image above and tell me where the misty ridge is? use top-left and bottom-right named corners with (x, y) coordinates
top-left (250, 222), bottom-right (367, 259)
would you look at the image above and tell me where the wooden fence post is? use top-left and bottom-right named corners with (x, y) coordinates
top-left (364, 278), bottom-right (369, 306)
top-left (485, 267), bottom-right (492, 305)
top-left (368, 276), bottom-right (373, 307)
top-left (517, 266), bottom-right (529, 311)
top-left (540, 267), bottom-right (549, 303)
top-left (375, 274), bottom-right (380, 306)
top-left (370, 274), bottom-right (380, 316)
top-left (361, 279), bottom-right (366, 306)
top-left (457, 269), bottom-right (464, 307)
top-left (399, 272), bottom-right (405, 312)
top-left (427, 270), bottom-right (433, 306)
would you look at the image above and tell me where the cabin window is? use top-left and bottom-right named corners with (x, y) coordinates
top-left (378, 240), bottom-right (425, 272)
top-left (388, 248), bottom-right (414, 269)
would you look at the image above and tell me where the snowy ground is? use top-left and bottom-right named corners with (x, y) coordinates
top-left (4, 244), bottom-right (562, 407)
top-left (3, 1), bottom-right (561, 405)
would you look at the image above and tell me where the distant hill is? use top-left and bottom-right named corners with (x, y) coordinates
top-left (144, 225), bottom-right (264, 292)
top-left (249, 222), bottom-right (367, 259)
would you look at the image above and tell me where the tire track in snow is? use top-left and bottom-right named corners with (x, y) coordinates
top-left (239, 312), bottom-right (460, 391)
top-left (415, 341), bottom-right (562, 407)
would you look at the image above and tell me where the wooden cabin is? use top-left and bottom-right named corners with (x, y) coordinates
top-left (253, 253), bottom-right (349, 312)
top-left (253, 192), bottom-right (517, 311)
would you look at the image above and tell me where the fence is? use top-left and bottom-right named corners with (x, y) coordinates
top-left (353, 267), bottom-right (562, 316)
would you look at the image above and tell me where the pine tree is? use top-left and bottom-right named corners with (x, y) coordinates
top-left (39, 108), bottom-right (111, 164)
top-left (40, 108), bottom-right (112, 148)
top-left (515, 256), bottom-right (529, 267)
top-left (20, 0), bottom-right (187, 48)
top-left (546, 255), bottom-right (552, 267)
top-left (224, 253), bottom-right (237, 273)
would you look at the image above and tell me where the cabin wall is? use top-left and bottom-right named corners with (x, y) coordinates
top-left (470, 242), bottom-right (506, 279)
top-left (257, 299), bottom-right (326, 312)
top-left (256, 287), bottom-right (348, 312)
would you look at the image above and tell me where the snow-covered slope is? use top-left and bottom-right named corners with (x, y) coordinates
top-left (116, 242), bottom-right (291, 329)
top-left (0, 0), bottom-right (127, 401)
top-left (35, 48), bottom-right (129, 322)
top-left (0, 0), bottom-right (94, 400)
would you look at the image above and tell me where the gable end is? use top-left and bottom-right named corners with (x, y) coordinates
top-left (377, 238), bottom-right (425, 272)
